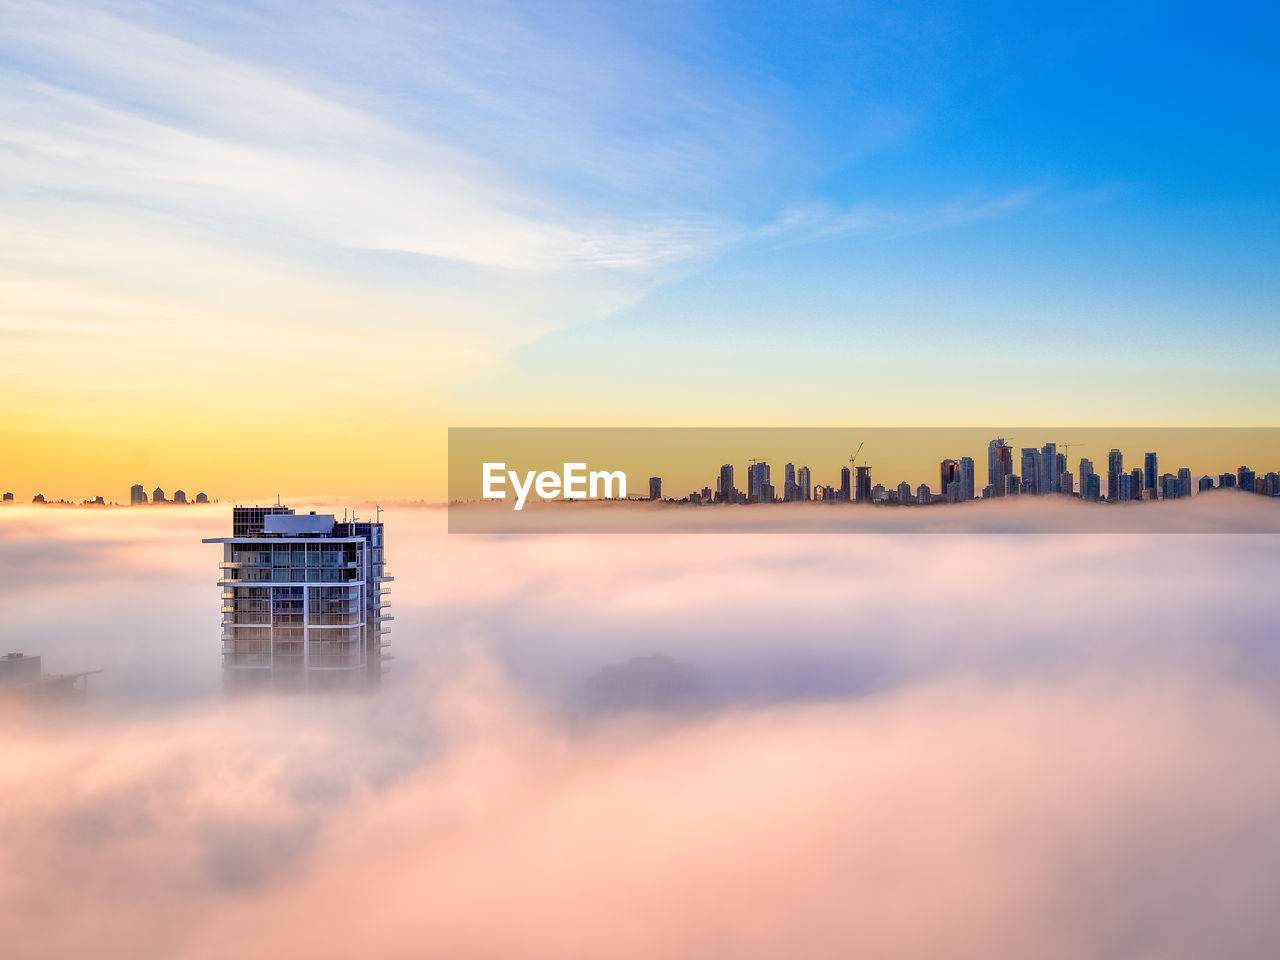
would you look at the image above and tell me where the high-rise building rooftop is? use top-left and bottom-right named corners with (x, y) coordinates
top-left (203, 505), bottom-right (392, 690)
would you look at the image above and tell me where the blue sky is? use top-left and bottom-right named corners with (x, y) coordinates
top-left (1, 0), bottom-right (1277, 493)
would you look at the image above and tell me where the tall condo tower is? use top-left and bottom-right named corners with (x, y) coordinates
top-left (988, 439), bottom-right (1013, 497)
top-left (204, 505), bottom-right (392, 690)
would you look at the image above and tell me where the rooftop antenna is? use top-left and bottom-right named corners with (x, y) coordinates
top-left (375, 504), bottom-right (384, 523)
top-left (276, 493), bottom-right (281, 506)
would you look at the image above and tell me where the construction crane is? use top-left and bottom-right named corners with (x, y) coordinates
top-left (849, 442), bottom-right (864, 468)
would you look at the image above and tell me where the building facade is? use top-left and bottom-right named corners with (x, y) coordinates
top-left (855, 465), bottom-right (873, 503)
top-left (717, 464), bottom-right (735, 503)
top-left (988, 439), bottom-right (1013, 497)
top-left (1108, 449), bottom-right (1124, 501)
top-left (204, 506), bottom-right (391, 690)
top-left (1144, 453), bottom-right (1159, 497)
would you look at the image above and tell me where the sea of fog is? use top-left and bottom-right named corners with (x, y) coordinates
top-left (2, 501), bottom-right (1279, 959)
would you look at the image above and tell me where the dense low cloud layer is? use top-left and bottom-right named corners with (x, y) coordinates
top-left (1, 504), bottom-right (1279, 958)
top-left (449, 488), bottom-right (1280, 533)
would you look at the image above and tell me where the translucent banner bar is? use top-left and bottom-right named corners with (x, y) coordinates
top-left (448, 427), bottom-right (1280, 533)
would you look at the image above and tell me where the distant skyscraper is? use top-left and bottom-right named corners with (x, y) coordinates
top-left (1021, 448), bottom-right (1042, 495)
top-left (840, 466), bottom-right (851, 503)
top-left (130, 483), bottom-right (147, 505)
top-left (204, 505), bottom-right (391, 690)
top-left (855, 465), bottom-right (872, 503)
top-left (174, 489), bottom-right (188, 504)
top-left (717, 464), bottom-right (735, 502)
top-left (1219, 472), bottom-right (1236, 489)
top-left (783, 463), bottom-right (797, 501)
top-left (1198, 475), bottom-right (1214, 492)
top-left (152, 486), bottom-right (166, 503)
top-left (916, 484), bottom-right (931, 505)
top-left (988, 439), bottom-right (1013, 497)
top-left (195, 492), bottom-right (209, 504)
top-left (1118, 472), bottom-right (1133, 501)
top-left (1131, 467), bottom-right (1145, 499)
top-left (1161, 474), bottom-right (1178, 500)
top-left (1144, 453), bottom-right (1158, 497)
top-left (649, 477), bottom-right (662, 500)
top-left (748, 462), bottom-right (773, 503)
top-left (959, 457), bottom-right (975, 501)
top-left (1085, 472), bottom-right (1101, 501)
top-left (940, 459), bottom-right (959, 495)
top-left (1079, 458), bottom-right (1098, 501)
top-left (896, 481), bottom-right (912, 503)
top-left (1059, 470), bottom-right (1074, 498)
top-left (1265, 473), bottom-right (1280, 497)
top-left (1239, 465), bottom-right (1256, 493)
top-left (2, 492), bottom-right (13, 503)
top-left (1176, 468), bottom-right (1192, 499)
top-left (1107, 449), bottom-right (1124, 501)
top-left (797, 466), bottom-right (812, 502)
top-left (1040, 443), bottom-right (1058, 494)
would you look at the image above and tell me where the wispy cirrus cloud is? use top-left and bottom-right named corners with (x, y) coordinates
top-left (761, 185), bottom-right (1043, 246)
top-left (0, 1), bottom-right (741, 274)
top-left (0, 0), bottom-right (766, 426)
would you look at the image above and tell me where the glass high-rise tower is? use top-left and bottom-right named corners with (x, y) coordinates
top-left (204, 505), bottom-right (392, 690)
top-left (1107, 449), bottom-right (1124, 501)
top-left (988, 439), bottom-right (1013, 497)
top-left (1144, 453), bottom-right (1159, 498)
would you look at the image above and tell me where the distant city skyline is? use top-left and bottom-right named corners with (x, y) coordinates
top-left (672, 439), bottom-right (1278, 506)
top-left (449, 428), bottom-right (1280, 506)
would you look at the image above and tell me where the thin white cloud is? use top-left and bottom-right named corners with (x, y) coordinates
top-left (0, 0), bottom-right (743, 273)
top-left (762, 186), bottom-right (1042, 246)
